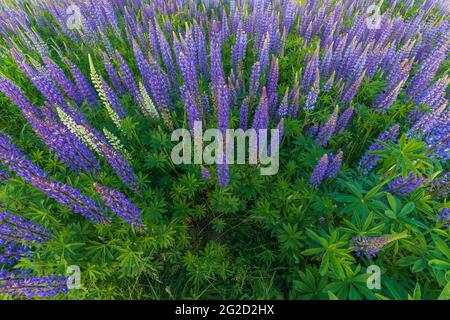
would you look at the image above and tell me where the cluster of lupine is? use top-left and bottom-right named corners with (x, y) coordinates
top-left (0, 0), bottom-right (447, 186)
top-left (388, 173), bottom-right (424, 197)
top-left (0, 212), bottom-right (67, 298)
top-left (310, 150), bottom-right (344, 188)
top-left (0, 0), bottom-right (448, 300)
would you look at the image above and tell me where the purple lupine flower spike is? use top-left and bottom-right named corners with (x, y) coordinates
top-left (0, 270), bottom-right (68, 299)
top-left (239, 97), bottom-right (250, 130)
top-left (94, 184), bottom-right (144, 230)
top-left (315, 106), bottom-right (339, 146)
top-left (360, 124), bottom-right (400, 173)
top-left (350, 236), bottom-right (389, 259)
top-left (43, 56), bottom-right (83, 105)
top-left (0, 243), bottom-right (31, 266)
top-left (388, 173), bottom-right (424, 196)
top-left (310, 154), bottom-right (329, 188)
top-left (31, 176), bottom-right (110, 224)
top-left (326, 150), bottom-right (343, 179)
top-left (0, 211), bottom-right (50, 244)
top-left (64, 57), bottom-right (98, 108)
top-left (335, 107), bottom-right (354, 134)
top-left (101, 51), bottom-right (125, 96)
top-left (117, 49), bottom-right (141, 105)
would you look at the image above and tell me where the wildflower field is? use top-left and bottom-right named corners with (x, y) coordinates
top-left (0, 0), bottom-right (449, 301)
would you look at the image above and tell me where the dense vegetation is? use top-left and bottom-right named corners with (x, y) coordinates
top-left (0, 0), bottom-right (449, 300)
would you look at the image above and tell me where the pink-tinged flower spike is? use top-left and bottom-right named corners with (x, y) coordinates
top-left (42, 56), bottom-right (83, 105)
top-left (335, 107), bottom-right (354, 134)
top-left (63, 57), bottom-right (98, 108)
top-left (315, 106), bottom-right (339, 147)
top-left (0, 270), bottom-right (68, 299)
top-left (94, 183), bottom-right (144, 231)
top-left (310, 154), bottom-right (329, 188)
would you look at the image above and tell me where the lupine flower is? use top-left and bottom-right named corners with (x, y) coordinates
top-left (200, 166), bottom-right (211, 181)
top-left (231, 21), bottom-right (247, 71)
top-left (0, 77), bottom-right (99, 174)
top-left (350, 236), bottom-right (389, 259)
top-left (0, 212), bottom-right (50, 244)
top-left (252, 87), bottom-right (269, 132)
top-left (0, 270), bottom-right (67, 299)
top-left (31, 176), bottom-right (110, 224)
top-left (315, 106), bottom-right (339, 146)
top-left (180, 86), bottom-right (201, 132)
top-left (64, 57), bottom-right (98, 108)
top-left (388, 173), bottom-right (424, 197)
top-left (310, 154), bottom-right (329, 188)
top-left (437, 208), bottom-right (449, 228)
top-left (360, 125), bottom-right (400, 173)
top-left (249, 61), bottom-right (261, 100)
top-left (116, 50), bottom-right (141, 105)
top-left (267, 57), bottom-right (279, 113)
top-left (277, 89), bottom-right (290, 119)
top-left (305, 68), bottom-right (320, 110)
top-left (335, 106), bottom-right (354, 134)
top-left (155, 22), bottom-right (177, 87)
top-left (0, 243), bottom-right (31, 266)
top-left (325, 150), bottom-right (343, 179)
top-left (0, 133), bottom-right (47, 182)
top-left (101, 51), bottom-right (125, 96)
top-left (94, 183), bottom-right (143, 230)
